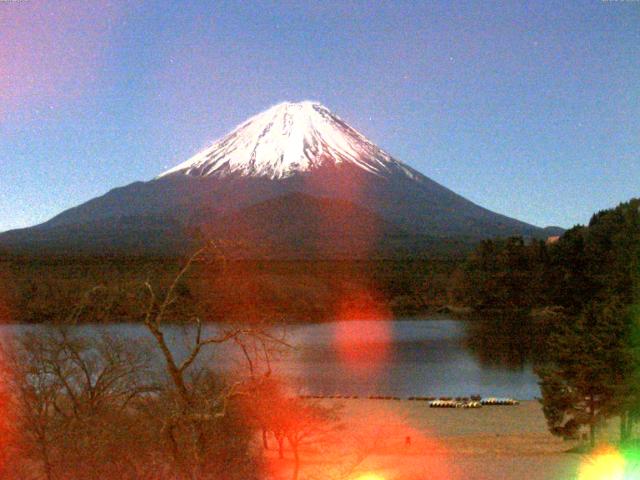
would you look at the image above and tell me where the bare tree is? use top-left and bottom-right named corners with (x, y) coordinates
top-left (239, 376), bottom-right (343, 480)
top-left (1, 328), bottom-right (157, 480)
top-left (141, 243), bottom-right (289, 478)
top-left (284, 399), bottom-right (342, 480)
top-left (2, 336), bottom-right (57, 480)
top-left (2, 243), bottom-right (290, 479)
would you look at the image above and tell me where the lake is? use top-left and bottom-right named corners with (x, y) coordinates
top-left (0, 319), bottom-right (541, 399)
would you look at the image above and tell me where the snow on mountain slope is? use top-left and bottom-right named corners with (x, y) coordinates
top-left (158, 101), bottom-right (418, 180)
top-left (0, 100), bottom-right (551, 256)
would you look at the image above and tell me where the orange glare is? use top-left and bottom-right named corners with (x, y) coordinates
top-left (578, 446), bottom-right (626, 480)
top-left (355, 474), bottom-right (386, 480)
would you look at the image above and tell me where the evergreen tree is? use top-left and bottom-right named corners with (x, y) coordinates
top-left (460, 236), bottom-right (547, 313)
top-left (536, 300), bottom-right (633, 446)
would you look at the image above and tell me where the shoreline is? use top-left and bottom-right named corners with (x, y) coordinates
top-left (0, 311), bottom-right (472, 326)
top-left (265, 398), bottom-right (623, 480)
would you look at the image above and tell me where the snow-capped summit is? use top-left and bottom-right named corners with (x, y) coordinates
top-left (0, 101), bottom-right (551, 256)
top-left (158, 101), bottom-right (416, 180)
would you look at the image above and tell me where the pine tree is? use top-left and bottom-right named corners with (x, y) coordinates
top-left (536, 300), bottom-right (631, 447)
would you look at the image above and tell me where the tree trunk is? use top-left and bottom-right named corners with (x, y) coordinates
top-left (277, 436), bottom-right (284, 459)
top-left (292, 444), bottom-right (300, 480)
top-left (41, 441), bottom-right (53, 480)
top-left (145, 322), bottom-right (191, 404)
top-left (196, 426), bottom-right (207, 471)
top-left (589, 394), bottom-right (596, 448)
top-left (626, 410), bottom-right (634, 442)
top-left (621, 410), bottom-right (629, 443)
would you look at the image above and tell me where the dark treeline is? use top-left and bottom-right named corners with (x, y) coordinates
top-left (455, 198), bottom-right (640, 446)
top-left (0, 255), bottom-right (463, 325)
top-left (463, 198), bottom-right (638, 311)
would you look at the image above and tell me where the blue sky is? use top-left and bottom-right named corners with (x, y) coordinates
top-left (1, 0), bottom-right (638, 232)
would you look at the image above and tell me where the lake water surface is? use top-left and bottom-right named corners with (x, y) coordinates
top-left (0, 319), bottom-right (541, 399)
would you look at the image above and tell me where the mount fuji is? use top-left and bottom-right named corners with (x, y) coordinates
top-left (0, 101), bottom-right (558, 257)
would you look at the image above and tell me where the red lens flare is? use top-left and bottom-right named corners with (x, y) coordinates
top-left (337, 403), bottom-right (457, 480)
top-left (257, 398), bottom-right (458, 480)
top-left (333, 290), bottom-right (392, 377)
top-left (0, 381), bottom-right (13, 478)
top-left (0, 273), bottom-right (15, 477)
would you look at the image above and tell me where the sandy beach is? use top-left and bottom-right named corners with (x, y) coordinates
top-left (262, 399), bottom-right (620, 480)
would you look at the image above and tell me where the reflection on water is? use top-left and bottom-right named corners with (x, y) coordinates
top-left (0, 318), bottom-right (542, 399)
top-left (464, 311), bottom-right (551, 370)
top-left (465, 316), bottom-right (531, 369)
top-left (283, 319), bottom-right (539, 399)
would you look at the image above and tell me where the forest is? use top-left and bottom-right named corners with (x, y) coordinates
top-left (0, 254), bottom-right (462, 325)
top-left (454, 198), bottom-right (640, 446)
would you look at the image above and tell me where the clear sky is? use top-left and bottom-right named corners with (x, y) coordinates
top-left (1, 0), bottom-right (638, 233)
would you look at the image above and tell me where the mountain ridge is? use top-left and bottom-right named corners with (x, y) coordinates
top-left (0, 101), bottom-right (559, 257)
